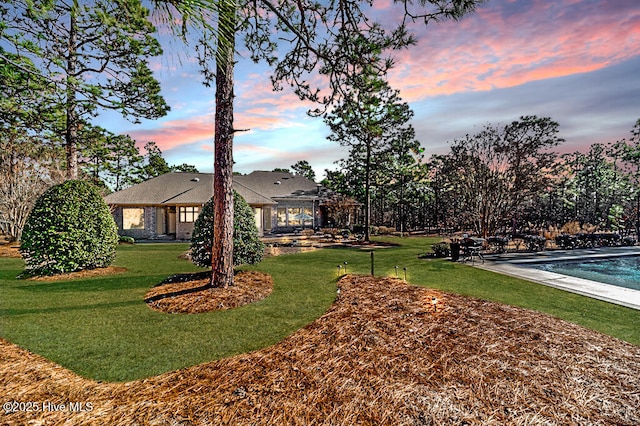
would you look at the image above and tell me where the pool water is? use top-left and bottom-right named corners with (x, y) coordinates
top-left (530, 256), bottom-right (640, 291)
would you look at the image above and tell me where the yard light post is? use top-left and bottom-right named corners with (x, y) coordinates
top-left (370, 250), bottom-right (374, 276)
top-left (432, 297), bottom-right (438, 313)
top-left (395, 265), bottom-right (398, 277)
top-left (337, 265), bottom-right (342, 277)
top-left (344, 261), bottom-right (348, 274)
top-left (403, 267), bottom-right (407, 281)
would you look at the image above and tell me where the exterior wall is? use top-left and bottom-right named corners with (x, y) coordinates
top-left (176, 221), bottom-right (195, 241)
top-left (263, 207), bottom-right (272, 233)
top-left (252, 207), bottom-right (263, 236)
top-left (112, 206), bottom-right (157, 240)
top-left (175, 205), bottom-right (201, 240)
top-left (111, 200), bottom-right (324, 239)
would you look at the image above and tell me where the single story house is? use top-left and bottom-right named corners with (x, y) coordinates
top-left (104, 171), bottom-right (330, 240)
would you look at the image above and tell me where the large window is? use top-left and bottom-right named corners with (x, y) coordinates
top-left (302, 207), bottom-right (314, 226)
top-left (123, 208), bottom-right (145, 230)
top-left (275, 206), bottom-right (314, 227)
top-left (179, 206), bottom-right (200, 223)
top-left (288, 207), bottom-right (302, 226)
top-left (276, 208), bottom-right (287, 226)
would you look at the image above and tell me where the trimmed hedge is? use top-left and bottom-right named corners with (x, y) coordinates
top-left (20, 180), bottom-right (118, 276)
top-left (190, 191), bottom-right (264, 268)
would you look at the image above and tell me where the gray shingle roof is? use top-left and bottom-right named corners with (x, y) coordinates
top-left (234, 171), bottom-right (321, 199)
top-left (103, 172), bottom-right (315, 207)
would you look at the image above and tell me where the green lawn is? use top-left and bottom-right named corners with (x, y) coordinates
top-left (1, 237), bottom-right (638, 383)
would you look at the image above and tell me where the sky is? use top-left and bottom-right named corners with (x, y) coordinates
top-left (100, 0), bottom-right (640, 180)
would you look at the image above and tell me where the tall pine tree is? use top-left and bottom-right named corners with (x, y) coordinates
top-left (1, 0), bottom-right (169, 179)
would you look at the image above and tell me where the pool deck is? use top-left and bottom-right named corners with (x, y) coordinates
top-left (474, 246), bottom-right (640, 311)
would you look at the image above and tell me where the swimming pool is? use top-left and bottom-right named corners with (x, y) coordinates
top-left (529, 256), bottom-right (640, 291)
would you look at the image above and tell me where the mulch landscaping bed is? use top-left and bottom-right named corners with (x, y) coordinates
top-left (145, 270), bottom-right (274, 313)
top-left (0, 244), bottom-right (21, 258)
top-left (2, 275), bottom-right (639, 425)
top-left (25, 266), bottom-right (128, 281)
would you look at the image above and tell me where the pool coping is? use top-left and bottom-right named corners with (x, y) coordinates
top-left (474, 246), bottom-right (640, 311)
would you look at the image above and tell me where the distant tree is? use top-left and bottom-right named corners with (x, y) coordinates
top-left (0, 49), bottom-right (64, 240)
top-left (172, 163), bottom-right (200, 173)
top-left (435, 116), bottom-right (563, 237)
top-left (108, 134), bottom-right (144, 191)
top-left (321, 169), bottom-right (351, 196)
top-left (564, 143), bottom-right (632, 230)
top-left (134, 141), bottom-right (198, 182)
top-left (324, 72), bottom-right (417, 241)
top-left (79, 126), bottom-right (144, 191)
top-left (79, 124), bottom-right (112, 184)
top-left (291, 161), bottom-right (316, 181)
top-left (1, 0), bottom-right (169, 179)
top-left (621, 119), bottom-right (640, 236)
top-left (137, 141), bottom-right (171, 181)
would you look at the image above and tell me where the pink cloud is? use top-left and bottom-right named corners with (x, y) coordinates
top-left (386, 0), bottom-right (640, 101)
top-left (125, 115), bottom-right (214, 151)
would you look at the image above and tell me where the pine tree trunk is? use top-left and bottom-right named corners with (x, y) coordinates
top-left (66, 10), bottom-right (79, 180)
top-left (210, 0), bottom-right (237, 288)
top-left (364, 138), bottom-right (371, 242)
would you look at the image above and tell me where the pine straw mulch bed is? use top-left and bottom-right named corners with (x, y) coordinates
top-left (0, 244), bottom-right (21, 258)
top-left (24, 266), bottom-right (128, 281)
top-left (145, 270), bottom-right (273, 313)
top-left (2, 275), bottom-right (640, 425)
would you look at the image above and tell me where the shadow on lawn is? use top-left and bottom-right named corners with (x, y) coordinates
top-left (144, 271), bottom-right (214, 304)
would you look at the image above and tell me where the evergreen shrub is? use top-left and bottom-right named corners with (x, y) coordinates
top-left (190, 192), bottom-right (264, 268)
top-left (20, 180), bottom-right (118, 276)
top-left (431, 242), bottom-right (451, 258)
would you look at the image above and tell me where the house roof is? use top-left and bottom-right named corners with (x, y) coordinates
top-left (234, 171), bottom-right (322, 200)
top-left (103, 171), bottom-right (323, 207)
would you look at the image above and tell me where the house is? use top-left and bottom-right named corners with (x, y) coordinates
top-left (104, 171), bottom-right (329, 240)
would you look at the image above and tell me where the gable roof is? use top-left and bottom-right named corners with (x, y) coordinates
top-left (103, 171), bottom-right (325, 207)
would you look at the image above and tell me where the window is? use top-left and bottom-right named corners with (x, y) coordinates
top-left (123, 208), bottom-right (145, 230)
top-left (302, 207), bottom-right (314, 226)
top-left (277, 208), bottom-right (287, 226)
top-left (179, 206), bottom-right (200, 223)
top-left (288, 207), bottom-right (302, 226)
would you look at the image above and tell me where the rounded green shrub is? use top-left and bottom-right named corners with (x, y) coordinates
top-left (20, 180), bottom-right (118, 276)
top-left (190, 191), bottom-right (264, 268)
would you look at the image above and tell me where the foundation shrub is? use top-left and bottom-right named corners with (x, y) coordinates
top-left (190, 192), bottom-right (264, 268)
top-left (20, 180), bottom-right (118, 276)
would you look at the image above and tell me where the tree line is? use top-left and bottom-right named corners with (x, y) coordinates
top-left (0, 126), bottom-right (196, 241)
top-left (323, 116), bottom-right (640, 240)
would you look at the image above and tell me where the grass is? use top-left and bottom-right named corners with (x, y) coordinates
top-left (0, 244), bottom-right (337, 382)
top-left (1, 237), bottom-right (639, 383)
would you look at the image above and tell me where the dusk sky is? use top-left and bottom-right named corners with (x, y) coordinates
top-left (102, 0), bottom-right (640, 179)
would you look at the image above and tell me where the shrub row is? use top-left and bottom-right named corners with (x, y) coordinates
top-left (555, 233), bottom-right (636, 249)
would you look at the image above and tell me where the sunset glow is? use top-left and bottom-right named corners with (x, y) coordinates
top-left (102, 0), bottom-right (639, 177)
